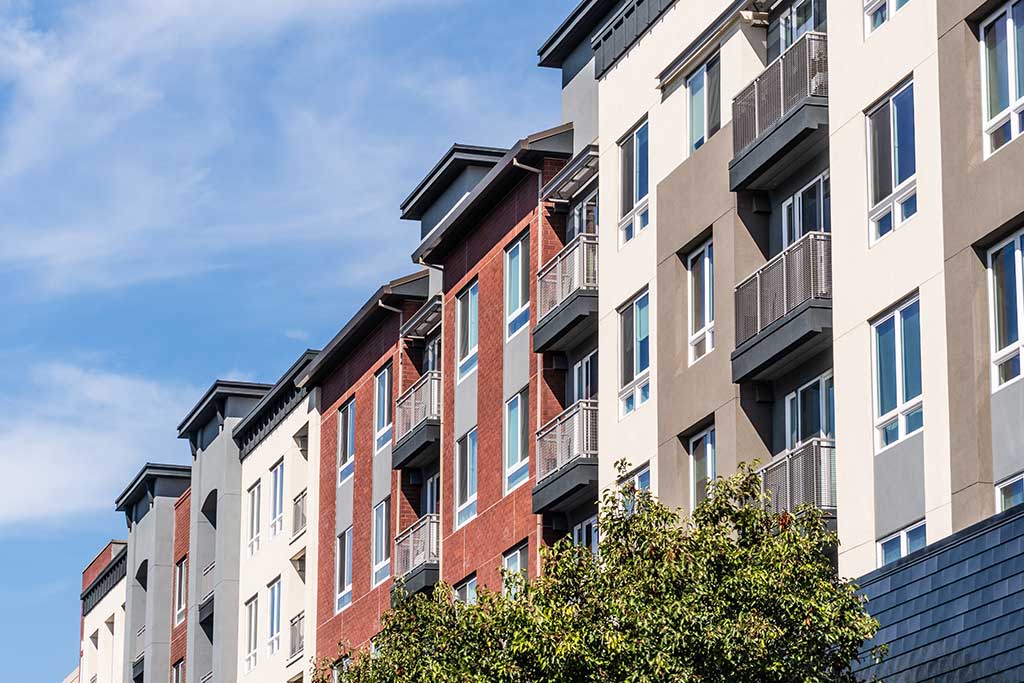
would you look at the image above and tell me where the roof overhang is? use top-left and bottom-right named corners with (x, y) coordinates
top-left (400, 144), bottom-right (507, 221)
top-left (657, 1), bottom-right (753, 89)
top-left (540, 144), bottom-right (599, 203)
top-left (176, 380), bottom-right (272, 439)
top-left (232, 349), bottom-right (320, 452)
top-left (399, 294), bottom-right (442, 340)
top-left (538, 0), bottom-right (624, 68)
top-left (114, 463), bottom-right (192, 513)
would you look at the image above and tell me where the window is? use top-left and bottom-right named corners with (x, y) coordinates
top-left (247, 481), bottom-right (261, 556)
top-left (504, 390), bottom-right (530, 492)
top-left (244, 595), bottom-right (258, 671)
top-left (374, 364), bottom-right (393, 452)
top-left (267, 578), bottom-right (281, 655)
top-left (573, 350), bottom-right (598, 403)
top-left (372, 498), bottom-right (391, 586)
top-left (785, 372), bottom-right (836, 450)
top-left (174, 558), bottom-right (187, 624)
top-left (629, 465), bottom-right (651, 491)
top-left (457, 281), bottom-right (479, 379)
top-left (424, 472), bottom-right (440, 515)
top-left (270, 461), bottom-right (284, 537)
top-left (619, 120), bottom-right (649, 244)
top-left (868, 81), bottom-right (917, 241)
top-left (998, 473), bottom-right (1024, 511)
top-left (505, 236), bottom-right (531, 338)
top-left (981, 4), bottom-right (1024, 155)
top-left (456, 430), bottom-right (478, 527)
top-left (502, 543), bottom-right (529, 596)
top-left (173, 660), bottom-right (184, 683)
top-left (337, 399), bottom-right (355, 484)
top-left (782, 172), bottom-right (831, 247)
top-left (688, 241), bottom-right (714, 363)
top-left (424, 334), bottom-right (441, 373)
top-left (877, 521), bottom-right (926, 566)
top-left (988, 230), bottom-right (1024, 387)
top-left (335, 527), bottom-right (353, 612)
top-left (619, 290), bottom-right (651, 415)
top-left (568, 189), bottom-right (599, 242)
top-left (873, 297), bottom-right (923, 450)
top-left (690, 428), bottom-right (716, 510)
top-left (454, 576), bottom-right (477, 605)
top-left (572, 516), bottom-right (599, 555)
top-left (778, 0), bottom-right (824, 53)
top-left (688, 53), bottom-right (720, 154)
top-left (865, 0), bottom-right (912, 34)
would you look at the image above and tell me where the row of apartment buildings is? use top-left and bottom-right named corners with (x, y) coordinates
top-left (75, 1), bottom-right (1024, 681)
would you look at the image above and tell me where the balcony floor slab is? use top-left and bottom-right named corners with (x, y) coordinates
top-left (731, 298), bottom-right (832, 383)
top-left (533, 290), bottom-right (598, 353)
top-left (392, 419), bottom-right (440, 470)
top-left (532, 456), bottom-right (599, 515)
top-left (729, 97), bottom-right (828, 192)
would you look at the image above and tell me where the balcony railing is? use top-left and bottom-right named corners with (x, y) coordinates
top-left (732, 32), bottom-right (828, 155)
top-left (394, 513), bottom-right (440, 577)
top-left (536, 400), bottom-right (598, 482)
top-left (292, 490), bottom-right (307, 537)
top-left (289, 612), bottom-right (305, 659)
top-left (537, 234), bottom-right (598, 321)
top-left (200, 561), bottom-right (216, 603)
top-left (759, 438), bottom-right (836, 513)
top-left (395, 371), bottom-right (441, 443)
top-left (734, 231), bottom-right (831, 346)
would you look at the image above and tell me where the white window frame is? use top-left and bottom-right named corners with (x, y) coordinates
top-left (619, 290), bottom-right (651, 417)
top-left (686, 52), bottom-right (720, 155)
top-left (457, 281), bottom-right (479, 381)
top-left (568, 187), bottom-right (599, 242)
top-left (335, 527), bottom-right (353, 613)
top-left (244, 595), bottom-right (259, 672)
top-left (372, 497), bottom-right (391, 587)
top-left (247, 481), bottom-right (261, 557)
top-left (618, 120), bottom-right (650, 246)
top-left (867, 80), bottom-right (917, 244)
top-left (174, 557), bottom-right (187, 625)
top-left (779, 0), bottom-right (819, 53)
top-left (980, 4), bottom-right (1024, 156)
top-left (172, 660), bottom-right (184, 683)
top-left (456, 429), bottom-right (478, 528)
top-left (504, 235), bottom-right (531, 340)
top-left (997, 472), bottom-right (1024, 511)
top-left (267, 577), bottom-right (281, 655)
top-left (454, 575), bottom-right (477, 605)
top-left (877, 520), bottom-right (926, 566)
top-left (784, 371), bottom-right (836, 450)
top-left (782, 171), bottom-right (831, 247)
top-left (626, 464), bottom-right (651, 492)
top-left (424, 472), bottom-right (440, 515)
top-left (864, 0), bottom-right (912, 35)
top-left (572, 515), bottom-right (599, 555)
top-left (871, 296), bottom-right (923, 452)
top-left (501, 542), bottom-right (529, 596)
top-left (687, 240), bottom-right (715, 365)
top-left (986, 229), bottom-right (1024, 390)
top-left (337, 399), bottom-right (356, 485)
top-left (572, 349), bottom-right (598, 403)
top-left (504, 390), bottom-right (530, 493)
top-left (689, 427), bottom-right (716, 511)
top-left (269, 460), bottom-right (284, 538)
top-left (374, 364), bottom-right (393, 452)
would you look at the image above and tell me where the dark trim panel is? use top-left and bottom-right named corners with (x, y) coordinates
top-left (392, 419), bottom-right (441, 471)
top-left (533, 291), bottom-right (599, 353)
top-left (729, 98), bottom-right (829, 192)
top-left (391, 563), bottom-right (440, 606)
top-left (730, 300), bottom-right (832, 383)
top-left (82, 545), bottom-right (128, 615)
top-left (532, 457), bottom-right (599, 514)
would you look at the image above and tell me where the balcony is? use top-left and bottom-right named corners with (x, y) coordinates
top-left (393, 371), bottom-right (441, 470)
top-left (732, 232), bottom-right (832, 383)
top-left (758, 438), bottom-right (836, 518)
top-left (730, 32), bottom-right (829, 191)
top-left (288, 612), bottom-right (304, 661)
top-left (532, 400), bottom-right (599, 515)
top-left (533, 234), bottom-right (599, 353)
top-left (392, 514), bottom-right (440, 601)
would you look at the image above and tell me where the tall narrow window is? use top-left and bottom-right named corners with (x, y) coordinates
top-left (244, 596), bottom-right (259, 671)
top-left (568, 189), bottom-right (599, 242)
top-left (785, 372), bottom-right (836, 449)
top-left (504, 390), bottom-right (530, 492)
top-left (782, 172), bottom-right (831, 246)
top-left (988, 229), bottom-right (1023, 387)
top-left (247, 481), bottom-right (261, 556)
top-left (998, 473), bottom-right (1024, 511)
top-left (868, 81), bottom-right (917, 241)
top-left (270, 461), bottom-right (284, 537)
top-left (372, 498), bottom-right (391, 586)
top-left (873, 297), bottom-right (923, 450)
top-left (688, 53), bottom-right (720, 153)
top-left (619, 120), bottom-right (649, 244)
top-left (457, 281), bottom-right (479, 379)
top-left (505, 235), bottom-right (531, 338)
top-left (619, 290), bottom-right (650, 415)
top-left (335, 527), bottom-right (353, 612)
top-left (374, 364), bottom-right (392, 451)
top-left (573, 350), bottom-right (598, 403)
top-left (424, 334), bottom-right (441, 373)
top-left (572, 516), bottom-right (599, 555)
top-left (267, 578), bottom-right (281, 654)
top-left (688, 240), bottom-right (715, 363)
top-left (878, 521), bottom-right (926, 566)
top-left (502, 543), bottom-right (529, 596)
top-left (172, 660), bottom-right (184, 683)
top-left (423, 472), bottom-right (440, 515)
top-left (174, 558), bottom-right (187, 624)
top-left (456, 429), bottom-right (478, 527)
top-left (337, 399), bottom-right (356, 484)
top-left (690, 427), bottom-right (716, 510)
top-left (454, 576), bottom-right (477, 605)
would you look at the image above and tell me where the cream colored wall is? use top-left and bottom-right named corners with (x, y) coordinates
top-left (828, 0), bottom-right (952, 577)
top-left (236, 392), bottom-right (319, 682)
top-left (79, 578), bottom-right (125, 683)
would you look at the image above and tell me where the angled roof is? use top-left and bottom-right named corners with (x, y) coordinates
top-left (538, 0), bottom-right (623, 68)
top-left (233, 349), bottom-right (320, 459)
top-left (176, 380), bottom-right (272, 439)
top-left (400, 144), bottom-right (508, 221)
top-left (114, 462), bottom-right (192, 512)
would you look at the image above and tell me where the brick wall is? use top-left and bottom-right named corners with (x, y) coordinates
top-left (81, 540), bottom-right (126, 592)
top-left (169, 488), bottom-right (190, 678)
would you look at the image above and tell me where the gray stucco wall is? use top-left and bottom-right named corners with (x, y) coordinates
top-left (503, 324), bottom-right (530, 401)
top-left (454, 370), bottom-right (478, 441)
top-left (992, 380), bottom-right (1024, 484)
top-left (372, 444), bottom-right (392, 504)
top-left (561, 47), bottom-right (598, 152)
top-left (873, 432), bottom-right (926, 538)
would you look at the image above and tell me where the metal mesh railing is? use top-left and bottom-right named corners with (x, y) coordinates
top-left (395, 514), bottom-right (440, 577)
top-left (732, 32), bottom-right (829, 154)
top-left (759, 439), bottom-right (836, 513)
top-left (734, 232), bottom-right (831, 345)
top-left (289, 612), bottom-right (304, 659)
top-left (536, 400), bottom-right (598, 482)
top-left (538, 234), bottom-right (599, 321)
top-left (395, 371), bottom-right (441, 443)
top-left (292, 490), bottom-right (307, 537)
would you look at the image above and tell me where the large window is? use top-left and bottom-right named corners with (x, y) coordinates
top-left (174, 558), bottom-right (187, 624)
top-left (619, 290), bottom-right (651, 416)
top-left (267, 578), bottom-right (281, 655)
top-left (454, 575), bottom-right (477, 605)
top-left (981, 4), bottom-right (1024, 155)
top-left (372, 498), bottom-right (391, 586)
top-left (456, 429), bottom-right (478, 527)
top-left (782, 172), bottom-right (831, 247)
top-left (505, 235), bottom-right (531, 339)
top-left (988, 229), bottom-right (1023, 387)
top-left (690, 427), bottom-right (716, 510)
top-left (877, 520), bottom-right (926, 566)
top-left (337, 399), bottom-right (356, 484)
top-left (867, 81), bottom-right (917, 242)
top-left (619, 120), bottom-right (649, 245)
top-left (502, 543), bottom-right (529, 597)
top-left (335, 527), bottom-right (353, 612)
top-left (247, 481), bottom-right (261, 557)
top-left (864, 0), bottom-right (912, 34)
top-left (244, 595), bottom-right (259, 672)
top-left (778, 0), bottom-right (824, 54)
top-left (688, 53), bottom-right (721, 154)
top-left (998, 473), bottom-right (1024, 511)
top-left (572, 515), bottom-right (599, 555)
top-left (785, 372), bottom-right (835, 450)
top-left (270, 461), bottom-right (284, 537)
top-left (504, 390), bottom-right (530, 492)
top-left (374, 364), bottom-right (392, 452)
top-left (873, 297), bottom-right (923, 450)
top-left (457, 281), bottom-right (479, 380)
top-left (688, 240), bottom-right (714, 364)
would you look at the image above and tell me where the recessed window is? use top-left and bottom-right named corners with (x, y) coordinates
top-left (687, 240), bottom-right (714, 364)
top-left (690, 427), bottom-right (716, 510)
top-left (502, 543), bottom-right (529, 597)
top-left (628, 465), bottom-right (651, 491)
top-left (864, 0), bottom-right (912, 34)
top-left (454, 575), bottom-right (477, 605)
top-left (782, 171), bottom-right (831, 247)
top-left (981, 4), bottom-right (1024, 155)
top-left (619, 120), bottom-right (649, 245)
top-left (987, 230), bottom-right (1024, 388)
top-left (267, 577), bottom-right (281, 655)
top-left (998, 473), bottom-right (1024, 511)
top-left (457, 281), bottom-right (479, 380)
top-left (777, 0), bottom-right (823, 54)
top-left (374, 364), bottom-right (393, 452)
top-left (335, 527), bottom-right (353, 612)
top-left (504, 390), bottom-right (530, 492)
top-left (867, 80), bottom-right (917, 242)
top-left (572, 350), bottom-right (598, 403)
top-left (567, 189), bottom-right (599, 242)
top-left (270, 461), bottom-right (284, 537)
top-left (337, 399), bottom-right (356, 484)
top-left (174, 558), bottom-right (187, 624)
top-left (247, 481), bottom-right (261, 557)
top-left (172, 660), bottom-right (184, 683)
top-left (505, 236), bottom-right (531, 339)
top-left (372, 498), bottom-right (391, 586)
top-left (244, 595), bottom-right (259, 672)
top-left (572, 515), bottom-right (599, 555)
top-left (873, 297), bottom-right (922, 450)
top-left (456, 429), bottom-right (478, 527)
top-left (877, 520), bottom-right (926, 566)
top-left (688, 53), bottom-right (720, 154)
top-left (785, 372), bottom-right (836, 450)
top-left (424, 472), bottom-right (440, 515)
top-left (619, 290), bottom-right (651, 415)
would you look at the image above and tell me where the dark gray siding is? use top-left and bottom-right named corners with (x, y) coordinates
top-left (592, 0), bottom-right (675, 78)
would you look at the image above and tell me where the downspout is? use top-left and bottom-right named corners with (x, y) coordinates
top-left (378, 298), bottom-right (406, 395)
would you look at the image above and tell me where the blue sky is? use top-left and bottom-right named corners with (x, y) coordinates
top-left (0, 1), bottom-right (572, 679)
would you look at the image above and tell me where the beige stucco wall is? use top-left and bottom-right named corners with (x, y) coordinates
top-left (80, 578), bottom-right (126, 683)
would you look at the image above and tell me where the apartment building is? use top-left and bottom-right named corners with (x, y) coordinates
top-left (231, 351), bottom-right (321, 682)
top-left (79, 541), bottom-right (127, 683)
top-left (169, 490), bottom-right (189, 683)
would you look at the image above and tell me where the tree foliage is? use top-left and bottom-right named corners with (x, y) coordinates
top-left (314, 463), bottom-right (881, 683)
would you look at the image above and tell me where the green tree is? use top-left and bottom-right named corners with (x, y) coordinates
top-left (315, 463), bottom-right (881, 683)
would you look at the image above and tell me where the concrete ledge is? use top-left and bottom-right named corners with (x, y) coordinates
top-left (390, 562), bottom-right (440, 607)
top-left (729, 97), bottom-right (829, 192)
top-left (533, 290), bottom-right (599, 353)
top-left (731, 299), bottom-right (832, 383)
top-left (532, 457), bottom-right (599, 515)
top-left (392, 419), bottom-right (440, 470)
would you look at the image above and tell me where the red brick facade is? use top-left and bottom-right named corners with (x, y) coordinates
top-left (81, 540), bottom-right (125, 593)
top-left (169, 488), bottom-right (191, 679)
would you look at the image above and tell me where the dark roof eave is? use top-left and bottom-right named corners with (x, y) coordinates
top-left (80, 544), bottom-right (128, 600)
top-left (538, 0), bottom-right (623, 68)
top-left (231, 349), bottom-right (321, 443)
top-left (400, 144), bottom-right (508, 221)
top-left (176, 380), bottom-right (272, 438)
top-left (114, 463), bottom-right (192, 512)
